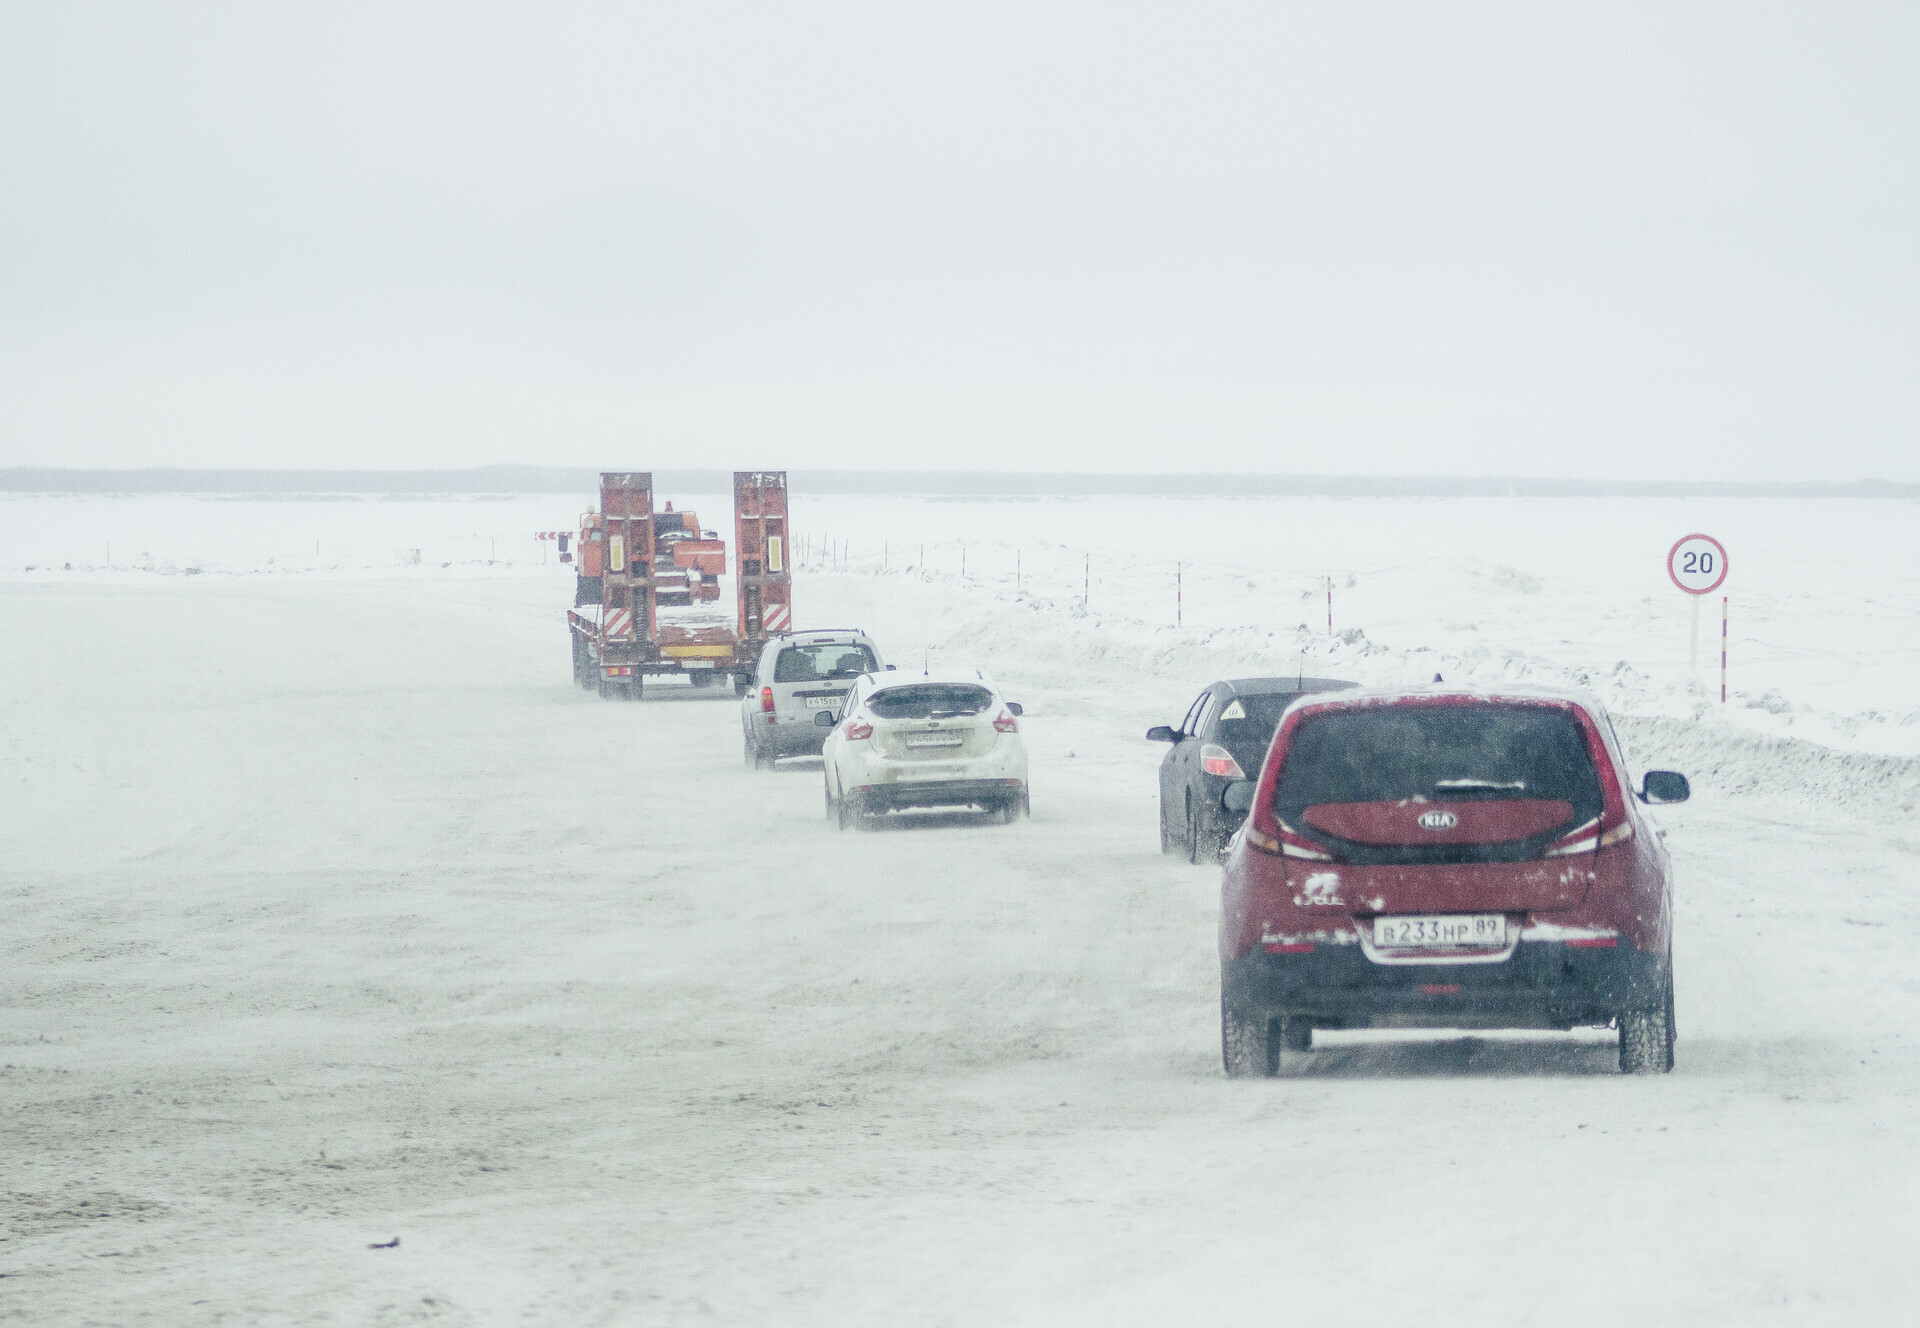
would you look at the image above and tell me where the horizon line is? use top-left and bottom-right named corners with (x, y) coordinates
top-left (3, 465), bottom-right (1916, 500)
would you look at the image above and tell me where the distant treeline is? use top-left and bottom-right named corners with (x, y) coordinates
top-left (2, 465), bottom-right (1916, 500)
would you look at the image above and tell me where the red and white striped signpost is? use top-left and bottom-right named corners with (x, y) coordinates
top-left (1667, 534), bottom-right (1729, 701)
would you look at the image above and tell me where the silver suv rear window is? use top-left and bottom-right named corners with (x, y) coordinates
top-left (867, 684), bottom-right (994, 719)
top-left (774, 643), bottom-right (876, 682)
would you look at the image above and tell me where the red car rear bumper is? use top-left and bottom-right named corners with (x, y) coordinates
top-left (1222, 938), bottom-right (1669, 1030)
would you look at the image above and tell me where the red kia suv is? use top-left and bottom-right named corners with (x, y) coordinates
top-left (1217, 687), bottom-right (1689, 1075)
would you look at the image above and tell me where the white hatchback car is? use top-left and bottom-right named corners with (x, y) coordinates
top-left (822, 669), bottom-right (1030, 829)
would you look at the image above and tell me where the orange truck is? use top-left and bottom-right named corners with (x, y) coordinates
top-left (568, 470), bottom-right (793, 699)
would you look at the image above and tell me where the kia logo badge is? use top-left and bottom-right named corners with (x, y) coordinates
top-left (1418, 810), bottom-right (1459, 831)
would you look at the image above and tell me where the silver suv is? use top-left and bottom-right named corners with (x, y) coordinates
top-left (741, 629), bottom-right (888, 769)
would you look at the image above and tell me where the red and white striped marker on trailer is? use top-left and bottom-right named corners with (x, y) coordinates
top-left (764, 603), bottom-right (790, 632)
top-left (604, 608), bottom-right (633, 639)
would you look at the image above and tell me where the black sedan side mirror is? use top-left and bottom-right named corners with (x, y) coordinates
top-left (885, 664), bottom-right (897, 670)
top-left (1640, 771), bottom-right (1690, 804)
top-left (1006, 702), bottom-right (1024, 717)
top-left (1221, 780), bottom-right (1256, 814)
top-left (1146, 725), bottom-right (1178, 743)
top-left (814, 710), bottom-right (837, 728)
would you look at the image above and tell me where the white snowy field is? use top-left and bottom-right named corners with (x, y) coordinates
top-left (4, 493), bottom-right (1920, 1324)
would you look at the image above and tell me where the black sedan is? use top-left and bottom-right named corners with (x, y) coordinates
top-left (1148, 676), bottom-right (1356, 862)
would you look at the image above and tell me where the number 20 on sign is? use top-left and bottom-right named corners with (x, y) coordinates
top-left (1667, 534), bottom-right (1730, 702)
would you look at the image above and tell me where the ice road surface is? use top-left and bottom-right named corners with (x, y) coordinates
top-left (4, 493), bottom-right (1919, 1325)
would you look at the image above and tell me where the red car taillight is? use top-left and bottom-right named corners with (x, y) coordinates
top-left (844, 718), bottom-right (873, 740)
top-left (993, 710), bottom-right (1018, 733)
top-left (760, 686), bottom-right (775, 713)
top-left (1246, 819), bottom-right (1337, 861)
top-left (1544, 815), bottom-right (1633, 857)
top-left (1199, 743), bottom-right (1244, 779)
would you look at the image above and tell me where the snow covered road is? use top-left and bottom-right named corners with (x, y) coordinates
top-left (5, 558), bottom-right (1919, 1325)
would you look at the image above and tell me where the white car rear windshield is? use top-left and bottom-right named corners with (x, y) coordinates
top-left (867, 684), bottom-right (994, 719)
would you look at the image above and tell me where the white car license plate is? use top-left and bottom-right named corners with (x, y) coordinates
top-left (805, 695), bottom-right (840, 708)
top-left (1373, 914), bottom-right (1508, 948)
top-left (904, 732), bottom-right (965, 748)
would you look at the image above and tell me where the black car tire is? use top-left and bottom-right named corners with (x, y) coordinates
top-left (1619, 968), bottom-right (1676, 1074)
top-left (1159, 802), bottom-right (1174, 854)
top-left (1186, 802), bottom-right (1206, 865)
top-left (1279, 1019), bottom-right (1312, 1053)
top-left (743, 732), bottom-right (758, 769)
top-left (824, 780), bottom-right (836, 822)
top-left (1222, 1000), bottom-right (1278, 1078)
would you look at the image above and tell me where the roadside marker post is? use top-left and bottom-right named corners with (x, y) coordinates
top-left (1177, 562), bottom-right (1183, 627)
top-left (1326, 576), bottom-right (1333, 636)
top-left (1722, 596), bottom-right (1729, 703)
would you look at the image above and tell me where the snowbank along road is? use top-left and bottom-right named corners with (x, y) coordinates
top-left (3, 494), bottom-right (1919, 1325)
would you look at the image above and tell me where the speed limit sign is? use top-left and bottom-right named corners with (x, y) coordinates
top-left (1667, 533), bottom-right (1729, 595)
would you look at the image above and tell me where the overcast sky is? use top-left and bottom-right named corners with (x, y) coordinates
top-left (3, 3), bottom-right (1915, 478)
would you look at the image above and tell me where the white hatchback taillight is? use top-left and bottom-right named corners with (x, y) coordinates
top-left (844, 718), bottom-right (873, 741)
top-left (1200, 743), bottom-right (1244, 778)
top-left (993, 710), bottom-right (1018, 733)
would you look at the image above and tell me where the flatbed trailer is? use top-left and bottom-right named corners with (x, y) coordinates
top-left (568, 470), bottom-right (792, 699)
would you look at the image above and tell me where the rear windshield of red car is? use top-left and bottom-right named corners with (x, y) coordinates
top-left (867, 684), bottom-right (994, 719)
top-left (1273, 704), bottom-right (1604, 829)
